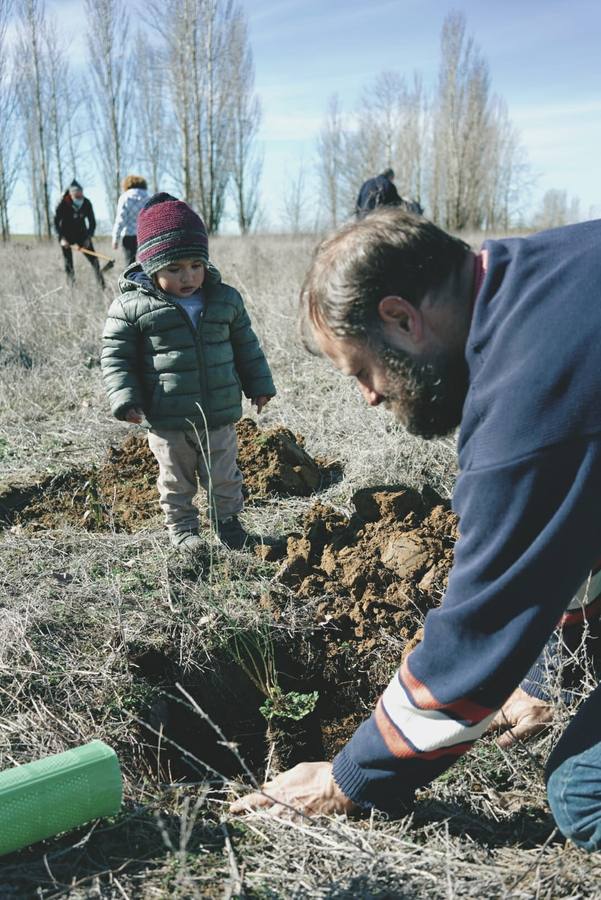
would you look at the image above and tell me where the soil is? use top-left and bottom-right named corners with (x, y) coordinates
top-left (0, 418), bottom-right (340, 532)
top-left (1, 434), bottom-right (159, 533)
top-left (274, 484), bottom-right (458, 663)
top-left (235, 417), bottom-right (341, 500)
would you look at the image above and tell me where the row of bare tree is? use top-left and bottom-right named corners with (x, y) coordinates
top-left (316, 12), bottom-right (531, 232)
top-left (0, 0), bottom-right (261, 239)
top-left (0, 3), bottom-right (583, 239)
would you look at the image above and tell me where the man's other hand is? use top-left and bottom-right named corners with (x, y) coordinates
top-left (230, 761), bottom-right (358, 819)
top-left (489, 687), bottom-right (554, 748)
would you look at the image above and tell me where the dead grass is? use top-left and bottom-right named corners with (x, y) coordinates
top-left (0, 235), bottom-right (599, 897)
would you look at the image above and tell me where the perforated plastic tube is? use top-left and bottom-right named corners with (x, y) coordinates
top-left (0, 740), bottom-right (122, 856)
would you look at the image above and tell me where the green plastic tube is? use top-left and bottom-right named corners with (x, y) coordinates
top-left (0, 740), bottom-right (122, 856)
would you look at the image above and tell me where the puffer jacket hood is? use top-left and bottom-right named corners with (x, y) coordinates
top-left (118, 261), bottom-right (222, 296)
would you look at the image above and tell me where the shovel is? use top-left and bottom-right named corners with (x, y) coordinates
top-left (74, 244), bottom-right (116, 273)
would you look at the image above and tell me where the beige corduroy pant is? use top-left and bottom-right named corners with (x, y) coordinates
top-left (147, 424), bottom-right (243, 536)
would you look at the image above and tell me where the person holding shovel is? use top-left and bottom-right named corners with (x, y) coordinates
top-left (232, 208), bottom-right (601, 852)
top-left (54, 180), bottom-right (106, 289)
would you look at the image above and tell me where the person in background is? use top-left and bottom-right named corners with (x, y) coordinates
top-left (355, 168), bottom-right (423, 219)
top-left (111, 175), bottom-right (149, 266)
top-left (54, 180), bottom-right (105, 289)
top-left (101, 193), bottom-right (276, 552)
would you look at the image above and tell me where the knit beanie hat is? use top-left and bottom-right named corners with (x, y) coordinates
top-left (69, 179), bottom-right (83, 192)
top-left (137, 192), bottom-right (209, 276)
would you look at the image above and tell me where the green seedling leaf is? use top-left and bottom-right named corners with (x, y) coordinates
top-left (260, 689), bottom-right (319, 721)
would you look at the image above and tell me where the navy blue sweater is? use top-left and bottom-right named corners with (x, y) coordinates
top-left (332, 220), bottom-right (601, 813)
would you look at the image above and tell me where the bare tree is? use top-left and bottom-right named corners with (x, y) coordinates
top-left (329, 72), bottom-right (429, 218)
top-left (16, 0), bottom-right (53, 238)
top-left (191, 0), bottom-right (237, 232)
top-left (480, 98), bottom-right (531, 230)
top-left (85, 0), bottom-right (133, 218)
top-left (533, 189), bottom-right (569, 230)
top-left (430, 11), bottom-right (493, 230)
top-left (0, 0), bottom-right (20, 239)
top-left (345, 72), bottom-right (402, 190)
top-left (44, 21), bottom-right (83, 196)
top-left (146, 0), bottom-right (238, 232)
top-left (145, 0), bottom-right (194, 201)
top-left (133, 31), bottom-right (168, 193)
top-left (396, 73), bottom-right (429, 210)
top-left (229, 10), bottom-right (262, 233)
top-left (316, 94), bottom-right (345, 228)
top-left (281, 161), bottom-right (309, 233)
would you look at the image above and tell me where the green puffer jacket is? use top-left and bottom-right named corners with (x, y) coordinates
top-left (101, 263), bottom-right (275, 431)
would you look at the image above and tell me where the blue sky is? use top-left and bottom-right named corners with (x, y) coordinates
top-left (9, 0), bottom-right (601, 232)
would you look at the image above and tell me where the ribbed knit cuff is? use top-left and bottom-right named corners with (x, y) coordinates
top-left (521, 624), bottom-right (587, 704)
top-left (332, 748), bottom-right (376, 810)
top-left (520, 661), bottom-right (553, 701)
top-left (332, 748), bottom-right (417, 816)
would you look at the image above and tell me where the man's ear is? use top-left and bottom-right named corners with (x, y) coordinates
top-left (378, 295), bottom-right (423, 341)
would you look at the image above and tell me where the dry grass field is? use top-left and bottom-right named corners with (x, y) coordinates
top-left (0, 235), bottom-right (600, 898)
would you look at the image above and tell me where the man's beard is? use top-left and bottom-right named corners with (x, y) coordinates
top-left (376, 340), bottom-right (469, 439)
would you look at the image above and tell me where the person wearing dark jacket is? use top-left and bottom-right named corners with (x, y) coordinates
top-left (232, 208), bottom-right (601, 853)
top-left (355, 168), bottom-right (423, 218)
top-left (54, 180), bottom-right (105, 288)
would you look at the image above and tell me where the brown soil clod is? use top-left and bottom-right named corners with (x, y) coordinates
top-left (277, 485), bottom-right (458, 663)
top-left (236, 417), bottom-right (341, 500)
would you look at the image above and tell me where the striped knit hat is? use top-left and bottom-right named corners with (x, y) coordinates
top-left (137, 192), bottom-right (209, 276)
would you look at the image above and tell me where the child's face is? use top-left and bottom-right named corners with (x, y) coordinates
top-left (155, 259), bottom-right (205, 297)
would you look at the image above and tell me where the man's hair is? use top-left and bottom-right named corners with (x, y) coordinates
top-left (122, 174), bottom-right (148, 191)
top-left (299, 207), bottom-right (470, 347)
top-left (382, 167), bottom-right (394, 179)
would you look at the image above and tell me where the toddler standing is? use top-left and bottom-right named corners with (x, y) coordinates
top-left (101, 193), bottom-right (275, 551)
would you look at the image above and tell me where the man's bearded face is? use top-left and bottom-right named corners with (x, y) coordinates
top-left (371, 335), bottom-right (469, 439)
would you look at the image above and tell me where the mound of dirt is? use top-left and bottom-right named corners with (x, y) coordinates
top-left (9, 434), bottom-right (160, 532)
top-left (1, 420), bottom-right (340, 531)
top-left (236, 417), bottom-right (340, 499)
top-left (276, 485), bottom-right (458, 662)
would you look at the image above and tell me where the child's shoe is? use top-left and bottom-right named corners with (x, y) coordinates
top-left (170, 529), bottom-right (203, 552)
top-left (215, 516), bottom-right (250, 550)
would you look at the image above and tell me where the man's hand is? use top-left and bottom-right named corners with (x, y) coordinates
top-left (252, 395), bottom-right (272, 414)
top-left (230, 761), bottom-right (358, 819)
top-left (124, 406), bottom-right (144, 424)
top-left (488, 687), bottom-right (554, 748)
top-left (60, 238), bottom-right (70, 248)
top-left (112, 241), bottom-right (119, 251)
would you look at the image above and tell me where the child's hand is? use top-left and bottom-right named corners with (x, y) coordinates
top-left (252, 395), bottom-right (272, 414)
top-left (125, 406), bottom-right (144, 424)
